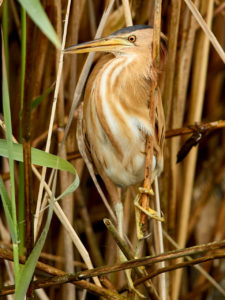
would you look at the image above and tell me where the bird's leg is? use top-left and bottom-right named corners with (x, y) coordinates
top-left (134, 186), bottom-right (164, 240)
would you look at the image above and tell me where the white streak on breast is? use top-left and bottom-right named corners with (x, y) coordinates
top-left (99, 58), bottom-right (124, 137)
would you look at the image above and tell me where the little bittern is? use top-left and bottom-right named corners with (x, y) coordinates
top-left (65, 25), bottom-right (166, 234)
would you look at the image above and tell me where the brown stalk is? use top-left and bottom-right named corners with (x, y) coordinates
top-left (139, 0), bottom-right (161, 229)
top-left (165, 120), bottom-right (225, 138)
top-left (22, 17), bottom-right (36, 300)
top-left (163, 0), bottom-right (199, 240)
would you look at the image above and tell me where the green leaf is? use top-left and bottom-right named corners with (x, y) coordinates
top-left (15, 175), bottom-right (56, 300)
top-left (17, 0), bottom-right (61, 48)
top-left (0, 177), bottom-right (17, 243)
top-left (2, 33), bottom-right (20, 281)
top-left (0, 139), bottom-right (77, 176)
top-left (31, 86), bottom-right (53, 111)
top-left (0, 139), bottom-right (79, 203)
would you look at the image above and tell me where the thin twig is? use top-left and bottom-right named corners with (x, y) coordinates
top-left (166, 120), bottom-right (225, 138)
top-left (134, 251), bottom-right (225, 286)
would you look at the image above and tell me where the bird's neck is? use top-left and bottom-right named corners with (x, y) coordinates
top-left (92, 53), bottom-right (155, 158)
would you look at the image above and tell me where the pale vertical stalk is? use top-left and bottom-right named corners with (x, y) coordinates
top-left (161, 0), bottom-right (182, 243)
top-left (172, 1), bottom-right (214, 299)
top-left (152, 1), bottom-right (166, 299)
top-left (54, 0), bottom-right (76, 299)
top-left (154, 177), bottom-right (166, 300)
top-left (34, 0), bottom-right (72, 236)
top-left (122, 0), bottom-right (133, 26)
top-left (168, 0), bottom-right (199, 239)
top-left (184, 0), bottom-right (225, 63)
top-left (32, 165), bottom-right (102, 287)
top-left (162, 0), bottom-right (182, 125)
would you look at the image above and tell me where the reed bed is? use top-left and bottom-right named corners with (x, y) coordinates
top-left (0, 0), bottom-right (225, 299)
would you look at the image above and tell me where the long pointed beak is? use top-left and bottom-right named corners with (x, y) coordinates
top-left (64, 36), bottom-right (133, 54)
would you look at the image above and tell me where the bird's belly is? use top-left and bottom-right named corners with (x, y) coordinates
top-left (96, 138), bottom-right (156, 187)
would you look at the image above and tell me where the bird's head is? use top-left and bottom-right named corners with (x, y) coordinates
top-left (64, 25), bottom-right (167, 64)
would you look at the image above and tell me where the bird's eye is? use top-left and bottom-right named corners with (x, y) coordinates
top-left (128, 35), bottom-right (136, 43)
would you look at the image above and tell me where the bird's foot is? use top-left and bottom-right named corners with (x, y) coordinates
top-left (134, 187), bottom-right (164, 222)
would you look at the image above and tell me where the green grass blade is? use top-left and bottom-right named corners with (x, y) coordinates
top-left (18, 6), bottom-right (26, 255)
top-left (2, 36), bottom-right (20, 283)
top-left (17, 0), bottom-right (61, 48)
top-left (0, 139), bottom-right (79, 192)
top-left (0, 176), bottom-right (17, 242)
top-left (0, 140), bottom-right (76, 174)
top-left (15, 174), bottom-right (57, 300)
top-left (56, 173), bottom-right (80, 201)
top-left (2, 0), bottom-right (9, 75)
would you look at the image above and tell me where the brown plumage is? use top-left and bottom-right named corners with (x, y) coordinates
top-left (65, 25), bottom-right (166, 191)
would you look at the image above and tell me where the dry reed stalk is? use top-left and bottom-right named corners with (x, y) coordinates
top-left (172, 1), bottom-right (215, 299)
top-left (122, 0), bottom-right (133, 26)
top-left (161, 0), bottom-right (182, 248)
top-left (165, 0), bottom-right (199, 238)
top-left (34, 0), bottom-right (72, 239)
top-left (184, 0), bottom-right (225, 63)
top-left (54, 1), bottom-right (76, 298)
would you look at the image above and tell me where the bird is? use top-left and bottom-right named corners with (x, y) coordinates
top-left (65, 25), bottom-right (167, 237)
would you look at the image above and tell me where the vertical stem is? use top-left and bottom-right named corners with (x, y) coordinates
top-left (152, 1), bottom-right (167, 299)
top-left (18, 7), bottom-right (26, 255)
top-left (154, 177), bottom-right (166, 300)
top-left (122, 0), bottom-right (133, 26)
top-left (2, 30), bottom-right (20, 286)
top-left (172, 1), bottom-right (214, 299)
top-left (2, 0), bottom-right (9, 75)
top-left (22, 11), bottom-right (34, 299)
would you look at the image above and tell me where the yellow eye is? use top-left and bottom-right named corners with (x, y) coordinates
top-left (128, 35), bottom-right (136, 43)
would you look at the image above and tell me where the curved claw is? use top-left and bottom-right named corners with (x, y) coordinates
top-left (135, 202), bottom-right (164, 222)
top-left (135, 187), bottom-right (164, 222)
